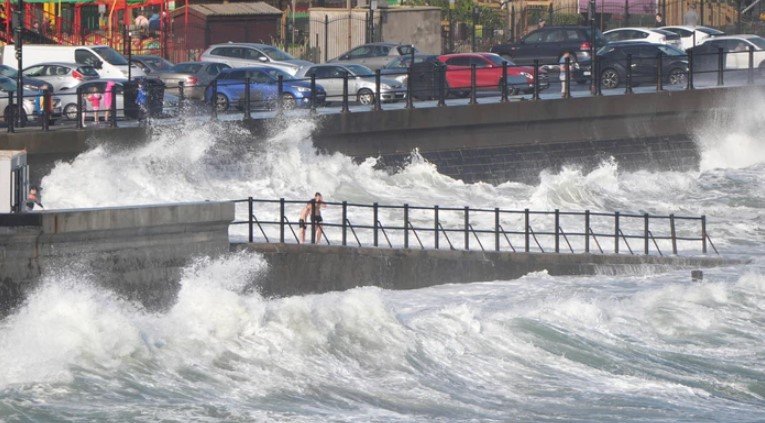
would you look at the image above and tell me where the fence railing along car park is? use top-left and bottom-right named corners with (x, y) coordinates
top-left (3, 48), bottom-right (761, 131)
top-left (232, 198), bottom-right (719, 256)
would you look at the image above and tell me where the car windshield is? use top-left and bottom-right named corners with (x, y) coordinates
top-left (484, 54), bottom-right (512, 66)
top-left (261, 46), bottom-right (295, 61)
top-left (92, 46), bottom-right (129, 65)
top-left (262, 67), bottom-right (295, 81)
top-left (0, 76), bottom-right (16, 91)
top-left (658, 45), bottom-right (686, 56)
top-left (698, 27), bottom-right (725, 36)
top-left (144, 57), bottom-right (174, 70)
top-left (0, 66), bottom-right (16, 77)
top-left (172, 63), bottom-right (203, 74)
top-left (747, 36), bottom-right (765, 50)
top-left (346, 64), bottom-right (374, 76)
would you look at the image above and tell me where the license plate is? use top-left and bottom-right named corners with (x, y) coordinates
top-left (584, 71), bottom-right (591, 76)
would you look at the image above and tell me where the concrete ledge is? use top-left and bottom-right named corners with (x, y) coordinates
top-left (234, 243), bottom-right (742, 297)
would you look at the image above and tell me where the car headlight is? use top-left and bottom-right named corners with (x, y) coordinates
top-left (519, 72), bottom-right (532, 79)
top-left (295, 86), bottom-right (311, 93)
top-left (381, 84), bottom-right (392, 90)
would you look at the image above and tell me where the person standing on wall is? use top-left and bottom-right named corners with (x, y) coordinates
top-left (559, 51), bottom-right (572, 98)
top-left (298, 192), bottom-right (325, 244)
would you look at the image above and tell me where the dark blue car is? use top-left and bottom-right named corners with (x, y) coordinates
top-left (205, 66), bottom-right (326, 111)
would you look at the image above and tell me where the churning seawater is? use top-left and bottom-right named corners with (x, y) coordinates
top-left (1, 95), bottom-right (764, 421)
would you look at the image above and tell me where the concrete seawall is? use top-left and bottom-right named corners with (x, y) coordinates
top-left (0, 201), bottom-right (234, 313)
top-left (233, 243), bottom-right (738, 297)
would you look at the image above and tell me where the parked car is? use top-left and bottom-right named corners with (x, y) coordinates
top-left (131, 55), bottom-right (175, 74)
top-left (329, 43), bottom-right (419, 71)
top-left (205, 66), bottom-right (326, 111)
top-left (0, 76), bottom-right (62, 125)
top-left (594, 42), bottom-right (688, 89)
top-left (437, 53), bottom-right (547, 96)
top-left (687, 34), bottom-right (765, 73)
top-left (2, 44), bottom-right (145, 79)
top-left (603, 28), bottom-right (683, 48)
top-left (380, 54), bottom-right (439, 84)
top-left (200, 43), bottom-right (313, 76)
top-left (60, 77), bottom-right (166, 121)
top-left (156, 61), bottom-right (230, 100)
top-left (659, 25), bottom-right (724, 50)
top-left (21, 62), bottom-right (99, 92)
top-left (490, 26), bottom-right (607, 66)
top-left (296, 63), bottom-right (405, 105)
top-left (0, 64), bottom-right (52, 91)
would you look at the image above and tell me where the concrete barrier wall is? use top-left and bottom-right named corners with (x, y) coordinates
top-left (234, 243), bottom-right (735, 297)
top-left (0, 201), bottom-right (234, 313)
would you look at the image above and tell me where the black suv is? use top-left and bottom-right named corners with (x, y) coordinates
top-left (490, 26), bottom-right (607, 66)
top-left (592, 42), bottom-right (689, 89)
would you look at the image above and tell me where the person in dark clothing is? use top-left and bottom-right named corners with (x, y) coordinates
top-left (298, 192), bottom-right (325, 244)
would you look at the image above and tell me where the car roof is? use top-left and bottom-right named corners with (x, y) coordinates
top-left (133, 55), bottom-right (164, 59)
top-left (702, 34), bottom-right (759, 40)
top-left (174, 61), bottom-right (222, 66)
top-left (219, 66), bottom-right (280, 72)
top-left (25, 62), bottom-right (84, 68)
top-left (603, 41), bottom-right (661, 47)
top-left (605, 27), bottom-right (665, 32)
top-left (537, 25), bottom-right (589, 29)
top-left (207, 42), bottom-right (273, 49)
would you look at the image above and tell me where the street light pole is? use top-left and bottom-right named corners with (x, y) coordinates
top-left (589, 0), bottom-right (598, 95)
top-left (15, 0), bottom-right (24, 127)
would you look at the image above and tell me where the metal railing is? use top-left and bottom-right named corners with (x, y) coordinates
top-left (231, 197), bottom-right (720, 256)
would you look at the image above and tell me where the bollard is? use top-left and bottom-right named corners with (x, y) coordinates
top-left (42, 88), bottom-right (51, 131)
top-left (469, 64), bottom-right (477, 105)
top-left (717, 47), bottom-right (724, 86)
top-left (341, 71), bottom-right (350, 113)
top-left (500, 61), bottom-right (509, 103)
top-left (374, 69), bottom-right (382, 111)
top-left (244, 77), bottom-right (252, 119)
top-left (532, 60), bottom-right (540, 100)
top-left (6, 91), bottom-right (14, 133)
top-left (76, 86), bottom-right (83, 129)
top-left (656, 53), bottom-right (663, 92)
top-left (625, 54), bottom-right (634, 94)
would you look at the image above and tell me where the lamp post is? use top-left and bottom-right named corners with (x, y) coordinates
top-left (15, 0), bottom-right (24, 127)
top-left (589, 0), bottom-right (598, 95)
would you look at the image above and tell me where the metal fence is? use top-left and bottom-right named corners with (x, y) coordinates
top-left (232, 198), bottom-right (719, 256)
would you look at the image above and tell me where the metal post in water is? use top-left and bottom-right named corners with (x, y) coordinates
top-left (211, 79), bottom-right (218, 120)
top-left (244, 77), bottom-right (251, 120)
top-left (717, 47), bottom-right (724, 86)
top-left (404, 204), bottom-right (410, 249)
top-left (373, 202), bottom-right (379, 247)
top-left (374, 69), bottom-right (382, 111)
top-left (279, 198), bottom-right (285, 243)
top-left (501, 61), bottom-right (509, 103)
top-left (564, 57), bottom-right (571, 99)
top-left (310, 199), bottom-right (316, 244)
top-left (341, 71), bottom-right (350, 113)
top-left (310, 74), bottom-right (317, 114)
top-left (434, 205), bottom-right (440, 249)
top-left (342, 201), bottom-right (347, 246)
top-left (464, 206), bottom-right (470, 250)
top-left (748, 46), bottom-right (754, 85)
top-left (533, 60), bottom-right (540, 100)
top-left (405, 67), bottom-right (414, 109)
top-left (178, 81), bottom-right (185, 109)
top-left (495, 207), bottom-right (500, 252)
top-left (656, 53), bottom-right (663, 92)
top-left (625, 54), bottom-right (633, 94)
top-left (248, 197), bottom-right (254, 243)
top-left (614, 211), bottom-right (620, 254)
top-left (701, 215), bottom-right (707, 253)
top-left (585, 210), bottom-right (590, 253)
top-left (644, 213), bottom-right (650, 255)
top-left (555, 209), bottom-right (560, 253)
top-left (687, 50), bottom-right (695, 90)
top-left (469, 64), bottom-right (477, 105)
top-left (670, 214), bottom-right (677, 255)
top-left (110, 84), bottom-right (117, 127)
top-left (277, 75), bottom-right (284, 116)
top-left (524, 208), bottom-right (530, 252)
top-left (76, 86), bottom-right (83, 129)
top-left (437, 65), bottom-right (446, 107)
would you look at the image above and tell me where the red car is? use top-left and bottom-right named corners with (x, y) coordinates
top-left (437, 53), bottom-right (549, 97)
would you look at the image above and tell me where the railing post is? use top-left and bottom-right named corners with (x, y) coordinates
top-left (687, 50), bottom-right (695, 90)
top-left (277, 75), bottom-right (284, 116)
top-left (564, 57), bottom-right (571, 99)
top-left (178, 81), bottom-right (185, 108)
top-left (717, 47), bottom-right (724, 86)
top-left (670, 214), bottom-right (677, 255)
top-left (614, 211), bottom-right (620, 254)
top-left (748, 46), bottom-right (754, 85)
top-left (656, 53), bottom-right (663, 92)
top-left (437, 65), bottom-right (447, 107)
top-left (434, 205), bottom-right (439, 249)
top-left (279, 198), bottom-right (285, 243)
top-left (625, 54), bottom-right (633, 94)
top-left (42, 88), bottom-right (51, 131)
top-left (342, 201), bottom-right (347, 246)
top-left (248, 196), bottom-right (254, 243)
top-left (469, 64), bottom-right (477, 105)
top-left (6, 91), bottom-right (14, 133)
top-left (405, 67), bottom-right (414, 109)
top-left (211, 79), bottom-right (218, 120)
top-left (76, 86), bottom-right (83, 129)
top-left (701, 215), bottom-right (707, 254)
top-left (310, 74), bottom-right (317, 115)
top-left (373, 202), bottom-right (379, 247)
top-left (464, 206), bottom-right (470, 250)
top-left (585, 210), bottom-right (590, 253)
top-left (404, 203), bottom-right (409, 249)
top-left (555, 209), bottom-right (560, 253)
top-left (244, 77), bottom-right (252, 119)
top-left (310, 199), bottom-right (316, 244)
top-left (524, 208), bottom-right (530, 252)
top-left (109, 84), bottom-right (117, 127)
top-left (532, 60), bottom-right (540, 100)
top-left (341, 70), bottom-right (350, 113)
top-left (500, 61), bottom-right (509, 103)
top-left (644, 213), bottom-right (650, 255)
top-left (495, 207), bottom-right (500, 252)
top-left (374, 69), bottom-right (382, 111)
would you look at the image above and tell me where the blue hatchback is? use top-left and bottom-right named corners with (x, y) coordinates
top-left (205, 66), bottom-right (326, 111)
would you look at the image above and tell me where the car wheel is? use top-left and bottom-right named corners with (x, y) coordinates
top-left (281, 93), bottom-right (297, 109)
top-left (4, 106), bottom-right (28, 125)
top-left (357, 88), bottom-right (374, 105)
top-left (63, 103), bottom-right (78, 120)
top-left (667, 67), bottom-right (687, 86)
top-left (600, 68), bottom-right (620, 89)
top-left (215, 93), bottom-right (229, 112)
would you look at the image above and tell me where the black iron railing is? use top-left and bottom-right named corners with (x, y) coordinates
top-left (232, 198), bottom-right (719, 256)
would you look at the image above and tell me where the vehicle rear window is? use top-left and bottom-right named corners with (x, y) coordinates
top-left (698, 27), bottom-right (725, 36)
top-left (78, 66), bottom-right (99, 76)
top-left (92, 46), bottom-right (129, 65)
top-left (655, 29), bottom-right (680, 39)
top-left (172, 63), bottom-right (203, 74)
top-left (748, 37), bottom-right (765, 50)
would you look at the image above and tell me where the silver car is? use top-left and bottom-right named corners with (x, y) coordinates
top-left (200, 43), bottom-right (313, 76)
top-left (0, 76), bottom-right (62, 125)
top-left (296, 64), bottom-right (405, 105)
top-left (21, 62), bottom-right (99, 93)
top-left (329, 43), bottom-right (419, 71)
top-left (156, 61), bottom-right (230, 100)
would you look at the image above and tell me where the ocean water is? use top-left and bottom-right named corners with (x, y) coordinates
top-left (0, 95), bottom-right (763, 421)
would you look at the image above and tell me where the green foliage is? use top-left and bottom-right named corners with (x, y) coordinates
top-left (407, 0), bottom-right (504, 30)
top-left (552, 13), bottom-right (584, 26)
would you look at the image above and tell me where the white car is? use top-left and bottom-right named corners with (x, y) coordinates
top-left (659, 25), bottom-right (724, 50)
top-left (690, 34), bottom-right (765, 71)
top-left (604, 28), bottom-right (683, 49)
top-left (295, 64), bottom-right (405, 105)
top-left (200, 43), bottom-right (313, 76)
